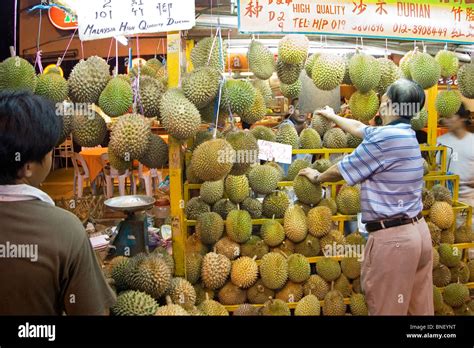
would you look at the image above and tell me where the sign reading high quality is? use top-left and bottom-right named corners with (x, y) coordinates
top-left (76, 0), bottom-right (195, 41)
top-left (238, 0), bottom-right (474, 44)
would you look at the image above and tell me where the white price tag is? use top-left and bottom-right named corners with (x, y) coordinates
top-left (76, 0), bottom-right (195, 41)
top-left (257, 140), bottom-right (293, 165)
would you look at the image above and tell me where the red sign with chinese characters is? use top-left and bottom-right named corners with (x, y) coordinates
top-left (238, 0), bottom-right (474, 44)
top-left (48, 6), bottom-right (78, 30)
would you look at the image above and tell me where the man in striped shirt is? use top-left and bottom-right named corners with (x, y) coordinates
top-left (299, 79), bottom-right (433, 315)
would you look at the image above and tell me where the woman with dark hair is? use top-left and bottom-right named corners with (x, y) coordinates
top-left (299, 79), bottom-right (433, 315)
top-left (0, 91), bottom-right (116, 315)
top-left (438, 103), bottom-right (474, 226)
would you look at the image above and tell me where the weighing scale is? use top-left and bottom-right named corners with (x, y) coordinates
top-left (104, 195), bottom-right (156, 258)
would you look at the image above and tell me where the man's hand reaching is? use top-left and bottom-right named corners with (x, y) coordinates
top-left (298, 167), bottom-right (321, 184)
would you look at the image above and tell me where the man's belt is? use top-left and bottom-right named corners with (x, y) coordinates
top-left (365, 213), bottom-right (423, 233)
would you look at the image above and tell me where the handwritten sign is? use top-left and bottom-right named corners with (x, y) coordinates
top-left (258, 140), bottom-right (293, 164)
top-left (76, 0), bottom-right (195, 41)
top-left (238, 0), bottom-right (474, 44)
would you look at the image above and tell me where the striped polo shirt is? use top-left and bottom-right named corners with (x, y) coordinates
top-left (337, 119), bottom-right (424, 223)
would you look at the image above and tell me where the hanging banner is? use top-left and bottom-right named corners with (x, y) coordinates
top-left (76, 0), bottom-right (195, 41)
top-left (48, 6), bottom-right (78, 30)
top-left (238, 0), bottom-right (474, 44)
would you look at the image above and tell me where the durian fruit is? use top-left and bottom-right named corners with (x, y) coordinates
top-left (138, 134), bottom-right (168, 169)
top-left (455, 225), bottom-right (474, 244)
top-left (457, 62), bottom-right (474, 98)
top-left (350, 293), bottom-right (368, 316)
top-left (278, 35), bottom-right (309, 65)
top-left (215, 236), bottom-right (240, 261)
top-left (168, 277), bottom-right (196, 310)
top-left (280, 79), bottom-right (302, 99)
top-left (233, 303), bottom-right (260, 316)
top-left (185, 253), bottom-right (203, 285)
top-left (323, 128), bottom-right (348, 148)
top-left (399, 50), bottom-right (416, 79)
top-left (130, 256), bottom-right (172, 299)
top-left (212, 198), bottom-right (238, 219)
top-left (198, 296), bottom-right (229, 316)
top-left (240, 236), bottom-right (269, 260)
top-left (443, 283), bottom-right (470, 307)
top-left (287, 253), bottom-right (311, 283)
top-left (261, 298), bottom-right (291, 316)
top-left (453, 303), bottom-right (473, 316)
top-left (299, 128), bottom-right (322, 150)
top-left (261, 219), bottom-right (285, 247)
top-left (192, 129), bottom-right (222, 151)
top-left (231, 256), bottom-right (259, 289)
top-left (226, 209), bottom-right (252, 243)
top-left (287, 158), bottom-right (311, 181)
top-left (186, 163), bottom-right (204, 184)
top-left (409, 52), bottom-right (441, 89)
top-left (433, 286), bottom-right (444, 312)
top-left (276, 123), bottom-right (299, 149)
top-left (98, 76), bottom-right (133, 117)
top-left (272, 239), bottom-right (295, 257)
top-left (151, 247), bottom-right (175, 274)
top-left (435, 50), bottom-right (459, 78)
top-left (377, 57), bottom-right (401, 95)
top-left (438, 243), bottom-right (462, 268)
top-left (334, 274), bottom-right (351, 298)
top-left (295, 294), bottom-right (321, 316)
top-left (349, 90), bottom-right (380, 123)
top-left (186, 233), bottom-right (208, 256)
top-left (435, 90), bottom-right (462, 118)
top-left (109, 113), bottom-right (151, 160)
top-left (241, 197), bottom-right (263, 219)
top-left (411, 109), bottom-right (428, 131)
top-left (293, 175), bottom-right (323, 206)
top-left (346, 133), bottom-right (363, 148)
top-left (312, 158), bottom-right (332, 173)
top-left (259, 252), bottom-right (289, 290)
top-left (341, 257), bottom-right (361, 280)
top-left (432, 264), bottom-right (452, 287)
top-left (253, 79), bottom-right (273, 105)
top-left (129, 62), bottom-right (159, 79)
top-left (320, 230), bottom-right (345, 253)
top-left (336, 185), bottom-right (361, 215)
top-left (182, 67), bottom-right (220, 108)
top-left (194, 283), bottom-right (215, 305)
top-left (317, 198), bottom-right (337, 215)
top-left (218, 281), bottom-right (247, 305)
top-left (108, 150), bottom-right (132, 172)
top-left (248, 165), bottom-right (280, 195)
top-left (276, 281), bottom-right (304, 303)
top-left (72, 111), bottom-right (107, 147)
top-left (284, 205), bottom-right (308, 243)
top-left (137, 76), bottom-right (165, 118)
top-left (303, 275), bottom-right (330, 300)
top-left (248, 40), bottom-right (275, 80)
top-left (316, 257), bottom-right (341, 282)
top-left (190, 139), bottom-right (234, 181)
top-left (352, 277), bottom-right (362, 294)
top-left (111, 290), bottom-right (159, 316)
top-left (431, 184), bottom-right (453, 205)
top-left (68, 56), bottom-right (111, 103)
top-left (307, 206), bottom-right (333, 238)
top-left (247, 279), bottom-right (275, 304)
top-left (242, 89), bottom-right (267, 125)
top-left (225, 175), bottom-right (250, 204)
top-left (200, 180), bottom-right (224, 205)
top-left (429, 202), bottom-right (454, 230)
top-left (190, 37), bottom-right (227, 73)
top-left (312, 54), bottom-right (346, 91)
top-left (225, 130), bottom-right (259, 175)
top-left (322, 287), bottom-right (346, 316)
top-left (305, 54), bottom-right (320, 78)
top-left (311, 114), bottom-right (334, 137)
top-left (349, 53), bottom-right (381, 93)
top-left (185, 197), bottom-right (210, 220)
top-left (201, 252), bottom-right (231, 290)
top-left (146, 57), bottom-right (162, 71)
top-left (222, 79), bottom-right (256, 115)
top-left (435, 302), bottom-right (455, 316)
top-left (0, 56), bottom-right (37, 92)
top-left (265, 162), bottom-right (285, 181)
top-left (423, 189), bottom-right (436, 211)
top-left (110, 256), bottom-right (130, 291)
top-left (262, 191), bottom-right (290, 219)
top-left (276, 59), bottom-right (304, 85)
top-left (468, 261), bottom-right (474, 282)
top-left (160, 89), bottom-right (201, 140)
top-left (345, 231), bottom-right (366, 247)
top-left (56, 105), bottom-right (74, 146)
top-left (450, 261), bottom-right (470, 284)
top-left (294, 235), bottom-right (321, 257)
top-left (196, 212), bottom-right (224, 244)
top-left (35, 72), bottom-right (68, 103)
top-left (440, 228), bottom-right (455, 245)
top-left (433, 247), bottom-right (440, 269)
top-left (251, 125), bottom-right (276, 142)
